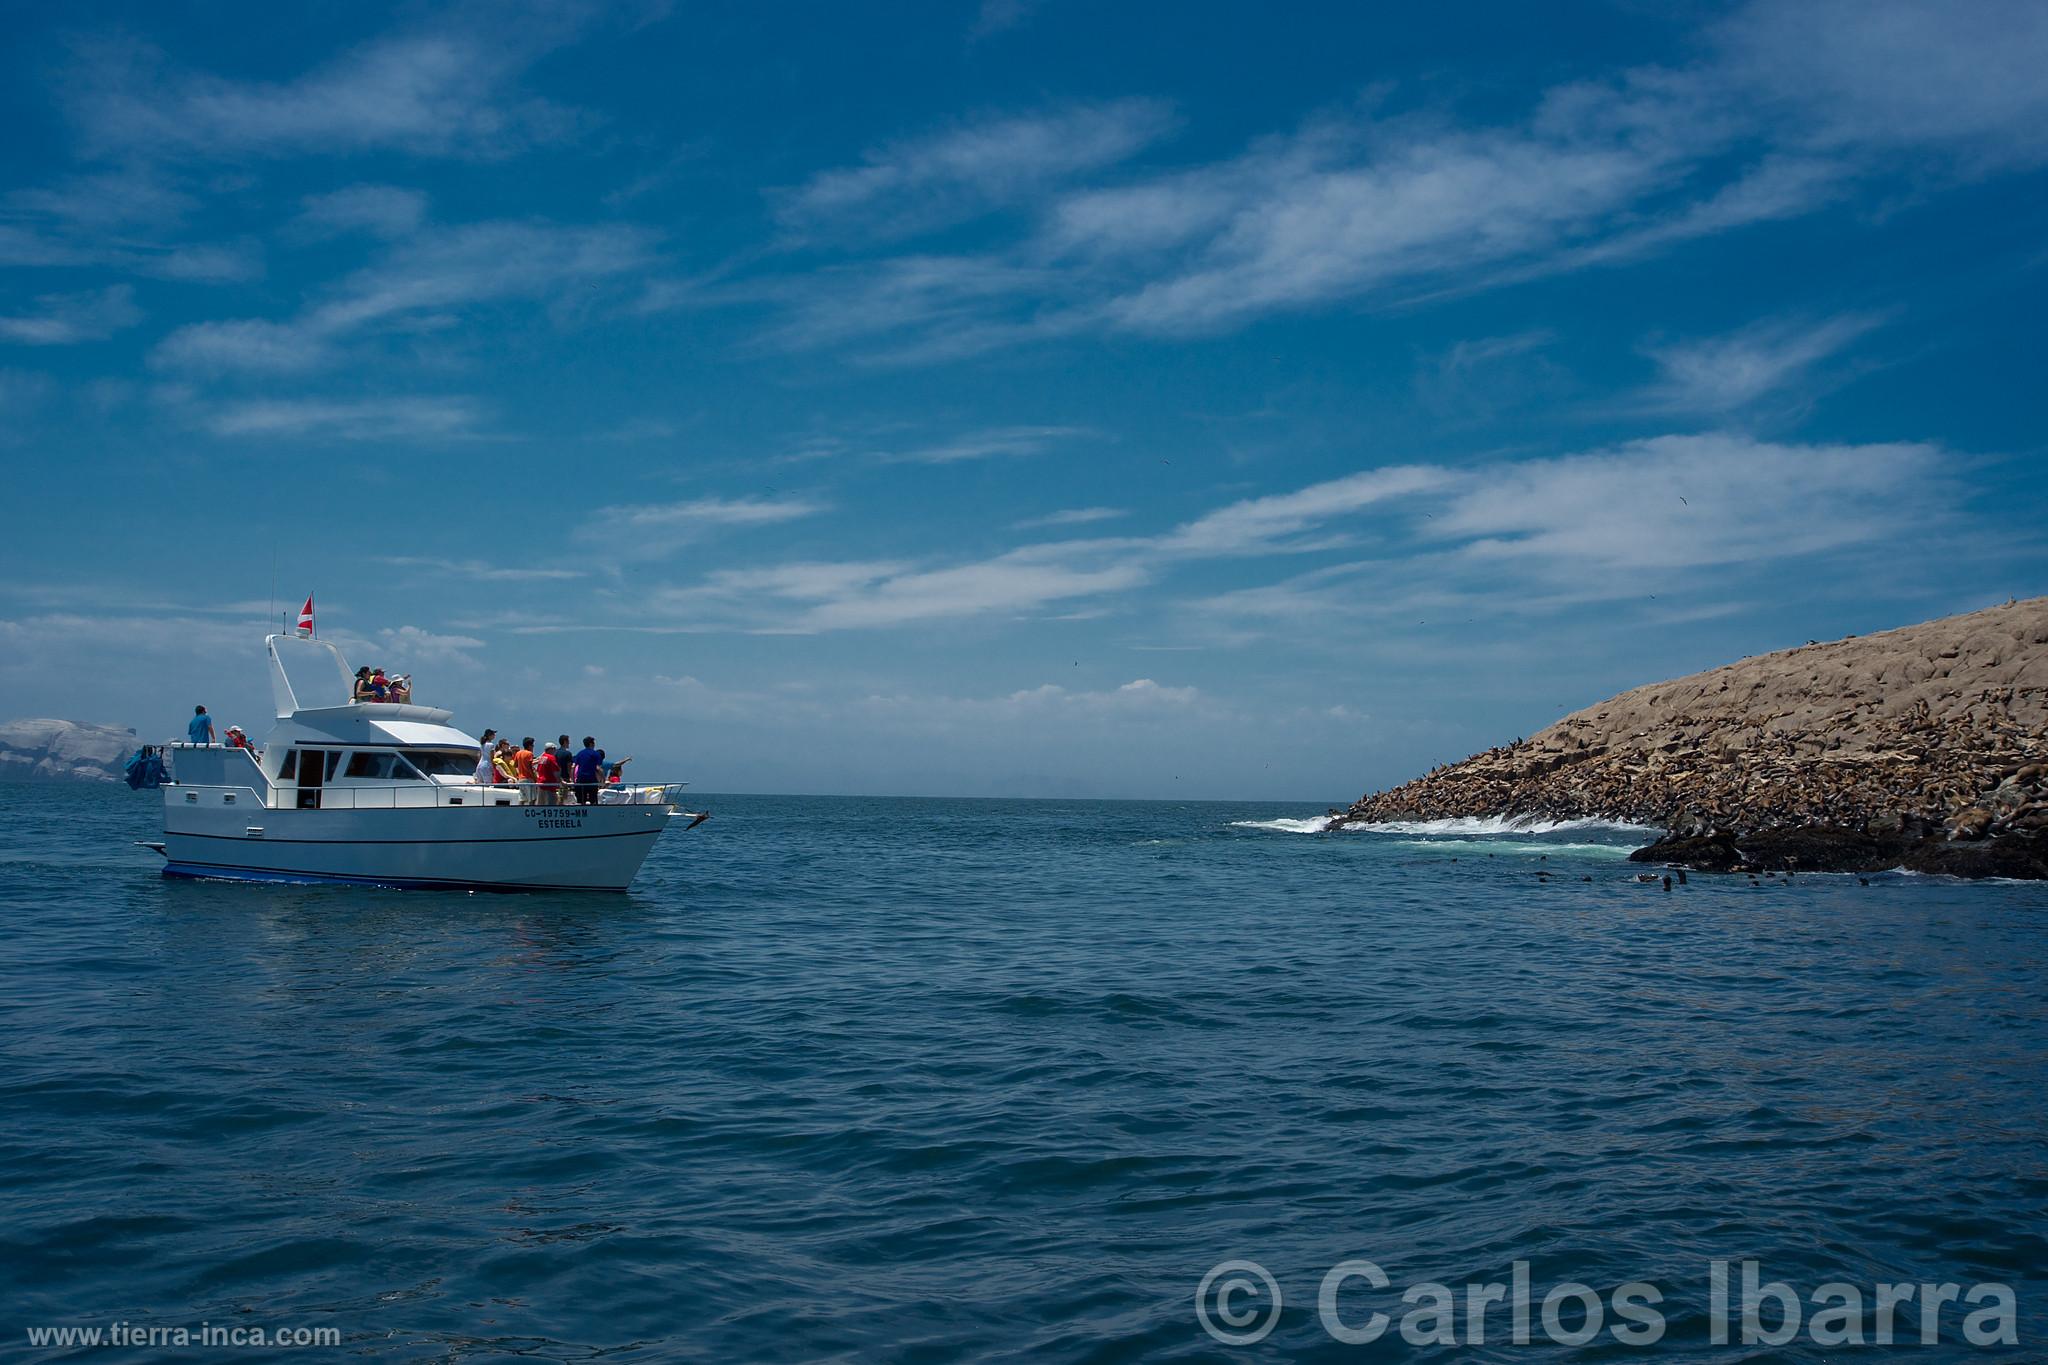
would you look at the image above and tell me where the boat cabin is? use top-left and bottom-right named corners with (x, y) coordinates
top-left (164, 634), bottom-right (518, 811)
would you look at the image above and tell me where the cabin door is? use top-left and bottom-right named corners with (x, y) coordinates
top-left (296, 749), bottom-right (325, 809)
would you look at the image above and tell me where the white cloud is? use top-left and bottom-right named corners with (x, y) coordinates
top-left (1198, 434), bottom-right (1957, 625)
top-left (752, 0), bottom-right (2048, 359)
top-left (1713, 0), bottom-right (2048, 170)
top-left (636, 433), bottom-right (1965, 637)
top-left (800, 549), bottom-right (1149, 630)
top-left (297, 184), bottom-right (428, 239)
top-left (150, 319), bottom-right (333, 375)
top-left (153, 219), bottom-right (659, 374)
top-left (1430, 434), bottom-right (1940, 573)
top-left (203, 395), bottom-right (482, 440)
top-left (875, 424), bottom-right (1088, 464)
top-left (649, 546), bottom-right (1147, 632)
top-left (374, 624), bottom-right (485, 666)
top-left (68, 29), bottom-right (589, 161)
top-left (579, 496), bottom-right (828, 557)
top-left (1636, 314), bottom-right (1882, 413)
top-left (377, 556), bottom-right (583, 583)
top-left (777, 100), bottom-right (1176, 240)
top-left (0, 285), bottom-right (141, 345)
top-left (1013, 506), bottom-right (1127, 530)
top-left (7, 168), bottom-right (196, 229)
top-left (1158, 465), bottom-right (1452, 555)
top-left (0, 221), bottom-right (260, 284)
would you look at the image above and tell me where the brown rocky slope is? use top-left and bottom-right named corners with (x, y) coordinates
top-left (1335, 598), bottom-right (2048, 877)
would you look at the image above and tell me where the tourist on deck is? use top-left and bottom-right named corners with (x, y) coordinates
top-left (388, 674), bottom-right (412, 704)
top-left (555, 734), bottom-right (575, 801)
top-left (353, 668), bottom-right (377, 702)
top-left (514, 738), bottom-right (537, 800)
top-left (534, 744), bottom-right (562, 804)
top-left (188, 705), bottom-right (215, 745)
top-left (473, 729), bottom-right (498, 784)
top-left (224, 726), bottom-right (252, 750)
top-left (369, 668), bottom-right (391, 702)
top-left (607, 756), bottom-right (633, 784)
top-left (571, 736), bottom-right (605, 805)
top-left (492, 739), bottom-right (519, 785)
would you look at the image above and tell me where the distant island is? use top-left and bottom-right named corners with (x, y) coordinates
top-left (1337, 598), bottom-right (2048, 878)
top-left (0, 718), bottom-right (138, 783)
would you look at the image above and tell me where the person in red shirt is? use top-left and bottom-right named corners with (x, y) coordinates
top-left (533, 744), bottom-right (562, 805)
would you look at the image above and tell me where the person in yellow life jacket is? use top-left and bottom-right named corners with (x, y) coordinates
top-left (492, 739), bottom-right (518, 784)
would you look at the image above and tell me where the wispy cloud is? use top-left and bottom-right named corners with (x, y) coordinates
top-left (377, 556), bottom-right (583, 583)
top-left (375, 624), bottom-right (485, 666)
top-left (578, 495), bottom-right (829, 559)
top-left (776, 100), bottom-right (1175, 241)
top-left (750, 0), bottom-right (2048, 361)
top-left (65, 27), bottom-right (590, 162)
top-left (1158, 466), bottom-right (1451, 555)
top-left (1635, 313), bottom-right (1883, 413)
top-left (638, 433), bottom-right (1968, 635)
top-left (6, 168), bottom-right (196, 229)
top-left (1014, 506), bottom-right (1126, 530)
top-left (203, 395), bottom-right (483, 440)
top-left (0, 221), bottom-right (259, 285)
top-left (153, 219), bottom-right (660, 374)
top-left (874, 424), bottom-right (1088, 464)
top-left (1198, 434), bottom-right (1956, 625)
top-left (0, 285), bottom-right (141, 345)
top-left (295, 184), bottom-right (429, 239)
top-left (968, 0), bottom-right (1044, 42)
top-left (1711, 0), bottom-right (2048, 173)
top-left (150, 318), bottom-right (334, 375)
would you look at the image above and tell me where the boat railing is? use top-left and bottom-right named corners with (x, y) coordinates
top-left (169, 779), bottom-right (690, 812)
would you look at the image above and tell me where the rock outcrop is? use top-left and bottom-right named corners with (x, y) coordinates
top-left (0, 718), bottom-right (139, 783)
top-left (1336, 598), bottom-right (2048, 878)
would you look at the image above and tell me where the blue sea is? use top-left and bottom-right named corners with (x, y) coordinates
top-left (2, 783), bottom-right (2044, 1361)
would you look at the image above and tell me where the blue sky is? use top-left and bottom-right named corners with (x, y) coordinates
top-left (2, 0), bottom-right (2044, 800)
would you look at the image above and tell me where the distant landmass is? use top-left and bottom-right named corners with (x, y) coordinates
top-left (1339, 598), bottom-right (2048, 878)
top-left (0, 718), bottom-right (139, 783)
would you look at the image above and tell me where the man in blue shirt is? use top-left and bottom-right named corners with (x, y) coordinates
top-left (187, 705), bottom-right (215, 745)
top-left (571, 736), bottom-right (605, 806)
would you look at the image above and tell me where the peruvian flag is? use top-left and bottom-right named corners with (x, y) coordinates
top-left (296, 595), bottom-right (315, 637)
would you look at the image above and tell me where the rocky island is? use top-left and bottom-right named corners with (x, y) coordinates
top-left (0, 718), bottom-right (139, 783)
top-left (1336, 598), bottom-right (2048, 878)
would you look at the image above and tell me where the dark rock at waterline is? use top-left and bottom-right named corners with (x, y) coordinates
top-left (1628, 825), bottom-right (2048, 879)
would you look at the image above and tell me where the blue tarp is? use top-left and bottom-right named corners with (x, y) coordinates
top-left (124, 748), bottom-right (166, 790)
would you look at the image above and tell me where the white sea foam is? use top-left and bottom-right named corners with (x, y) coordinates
top-left (1229, 812), bottom-right (1657, 838)
top-left (1229, 815), bottom-right (1336, 834)
top-left (1342, 814), bottom-right (1658, 837)
top-left (1389, 839), bottom-right (1635, 857)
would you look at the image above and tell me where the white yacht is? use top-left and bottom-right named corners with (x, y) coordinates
top-left (145, 633), bottom-right (699, 891)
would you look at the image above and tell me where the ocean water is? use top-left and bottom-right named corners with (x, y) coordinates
top-left (2, 783), bottom-right (2043, 1361)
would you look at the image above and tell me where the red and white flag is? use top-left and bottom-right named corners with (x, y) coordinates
top-left (296, 595), bottom-right (315, 637)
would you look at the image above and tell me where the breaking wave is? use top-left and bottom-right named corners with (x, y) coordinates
top-left (1345, 814), bottom-right (1659, 837)
top-left (1229, 816), bottom-right (1337, 834)
top-left (1230, 813), bottom-right (1658, 838)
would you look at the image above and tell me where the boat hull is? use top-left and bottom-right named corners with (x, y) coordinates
top-left (161, 801), bottom-right (674, 892)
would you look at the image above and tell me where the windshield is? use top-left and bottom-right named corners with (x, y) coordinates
top-left (408, 749), bottom-right (481, 777)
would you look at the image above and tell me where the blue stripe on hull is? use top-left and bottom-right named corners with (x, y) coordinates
top-left (160, 862), bottom-right (623, 893)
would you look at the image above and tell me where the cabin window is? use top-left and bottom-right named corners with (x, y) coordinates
top-left (325, 751), bottom-right (342, 782)
top-left (408, 749), bottom-right (480, 777)
top-left (279, 750), bottom-right (298, 780)
top-left (344, 752), bottom-right (398, 780)
top-left (392, 755), bottom-right (427, 781)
